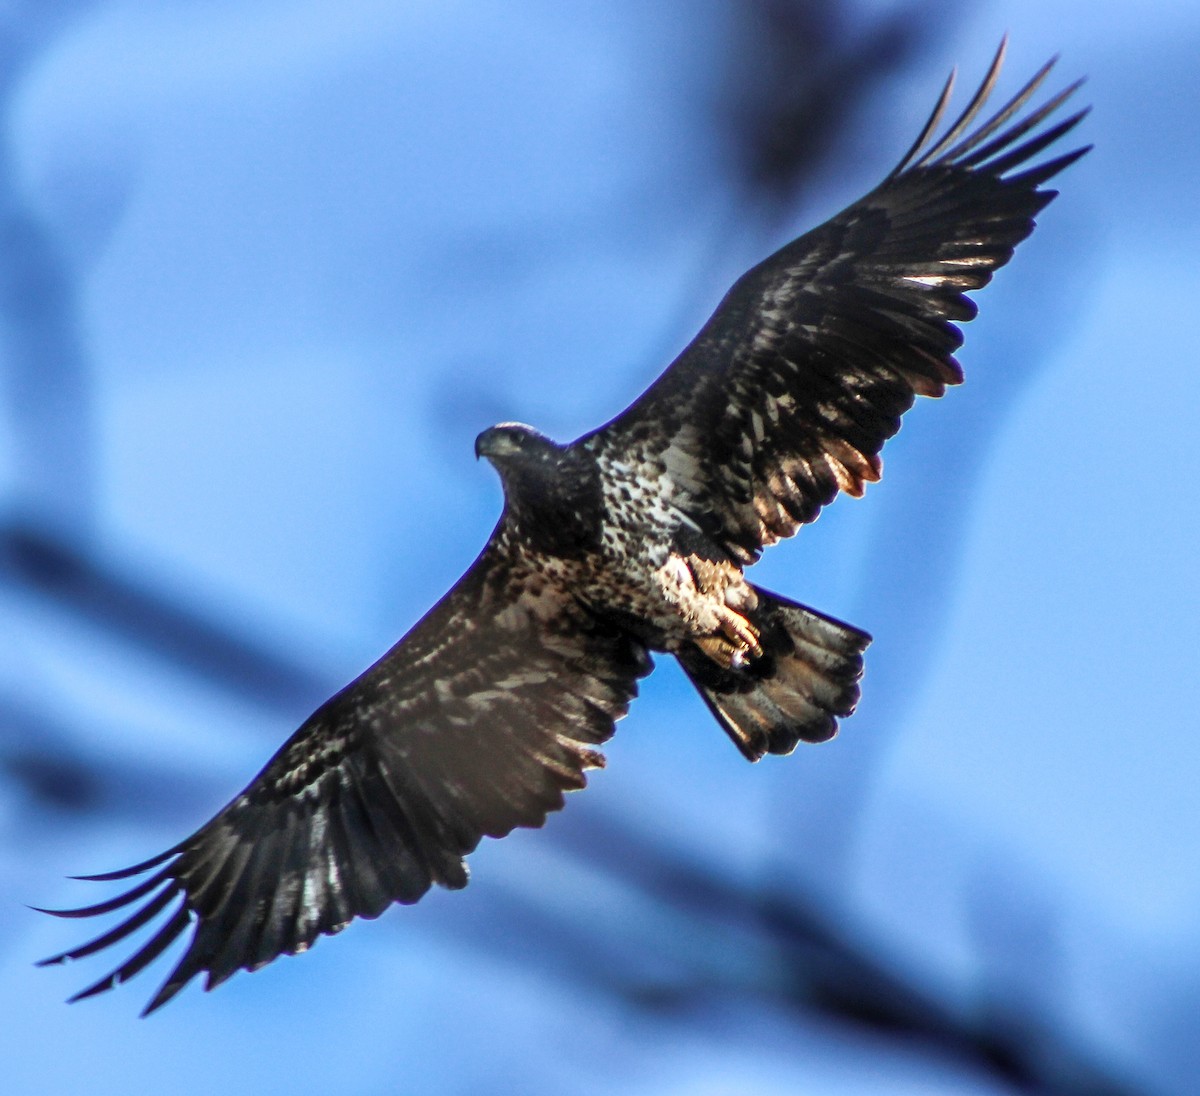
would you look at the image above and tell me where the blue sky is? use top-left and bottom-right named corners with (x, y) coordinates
top-left (3, 2), bottom-right (1198, 1093)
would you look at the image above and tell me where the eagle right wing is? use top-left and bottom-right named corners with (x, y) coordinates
top-left (39, 534), bottom-right (651, 1015)
top-left (586, 41), bottom-right (1089, 563)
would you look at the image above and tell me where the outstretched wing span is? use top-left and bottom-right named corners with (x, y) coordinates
top-left (38, 537), bottom-right (650, 1015)
top-left (587, 40), bottom-right (1089, 563)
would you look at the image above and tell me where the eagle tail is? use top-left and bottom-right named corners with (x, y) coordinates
top-left (677, 587), bottom-right (870, 761)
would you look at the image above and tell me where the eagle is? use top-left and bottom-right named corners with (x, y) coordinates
top-left (39, 41), bottom-right (1087, 1015)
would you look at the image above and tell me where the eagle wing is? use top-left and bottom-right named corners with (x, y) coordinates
top-left (586, 42), bottom-right (1089, 563)
top-left (39, 534), bottom-right (651, 1015)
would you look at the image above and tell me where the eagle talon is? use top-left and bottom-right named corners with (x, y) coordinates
top-left (695, 635), bottom-right (740, 668)
top-left (719, 610), bottom-right (762, 658)
top-left (697, 611), bottom-right (762, 669)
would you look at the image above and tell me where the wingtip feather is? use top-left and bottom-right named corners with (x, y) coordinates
top-left (69, 847), bottom-right (178, 882)
top-left (887, 66), bottom-right (957, 180)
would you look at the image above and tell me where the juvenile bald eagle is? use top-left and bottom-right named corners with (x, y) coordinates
top-left (39, 42), bottom-right (1088, 1014)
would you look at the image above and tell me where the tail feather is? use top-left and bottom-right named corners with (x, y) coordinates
top-left (677, 586), bottom-right (870, 761)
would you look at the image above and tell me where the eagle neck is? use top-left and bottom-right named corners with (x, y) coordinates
top-left (500, 446), bottom-right (603, 558)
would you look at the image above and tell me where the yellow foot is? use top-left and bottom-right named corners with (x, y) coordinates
top-left (696, 610), bottom-right (762, 669)
top-left (719, 609), bottom-right (762, 657)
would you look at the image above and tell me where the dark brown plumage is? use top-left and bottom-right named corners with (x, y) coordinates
top-left (38, 40), bottom-right (1088, 1014)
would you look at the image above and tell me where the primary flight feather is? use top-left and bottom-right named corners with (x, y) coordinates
top-left (39, 41), bottom-right (1088, 1014)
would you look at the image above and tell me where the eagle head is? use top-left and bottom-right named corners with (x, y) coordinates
top-left (475, 422), bottom-right (602, 554)
top-left (474, 422), bottom-right (557, 465)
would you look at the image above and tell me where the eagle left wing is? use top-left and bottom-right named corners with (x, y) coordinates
top-left (585, 42), bottom-right (1089, 563)
top-left (38, 534), bottom-right (650, 1015)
